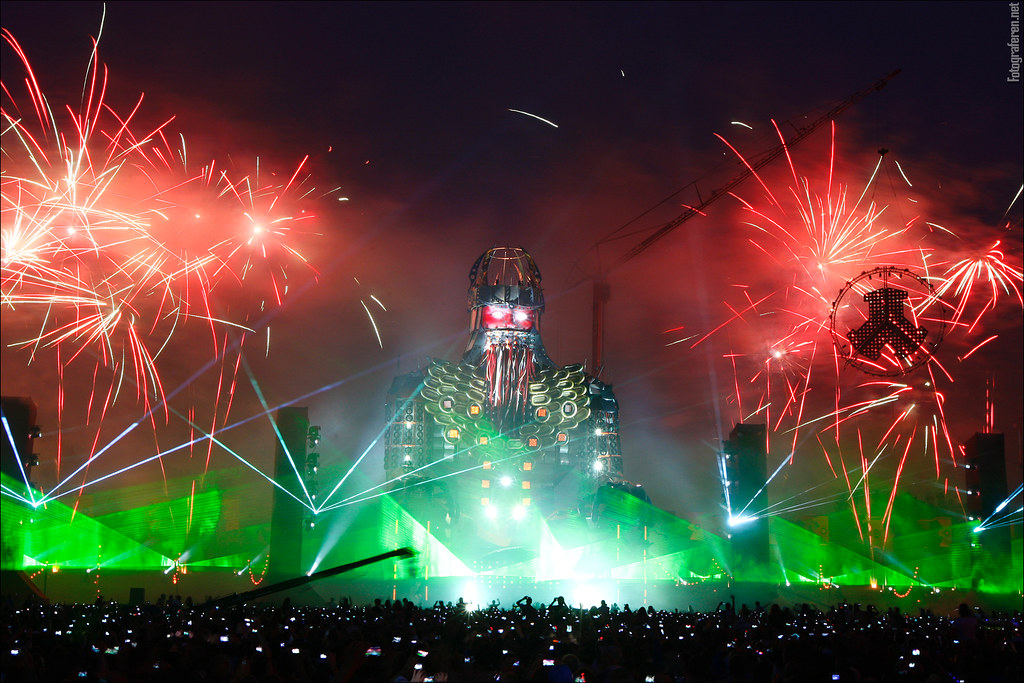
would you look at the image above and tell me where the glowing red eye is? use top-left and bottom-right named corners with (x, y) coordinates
top-left (481, 305), bottom-right (534, 330)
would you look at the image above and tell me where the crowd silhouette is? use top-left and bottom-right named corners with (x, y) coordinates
top-left (1, 593), bottom-right (1020, 682)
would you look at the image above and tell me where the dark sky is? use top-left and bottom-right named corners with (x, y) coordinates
top-left (2, 1), bottom-right (1021, 524)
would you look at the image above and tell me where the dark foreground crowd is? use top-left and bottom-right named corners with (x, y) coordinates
top-left (1, 593), bottom-right (1021, 682)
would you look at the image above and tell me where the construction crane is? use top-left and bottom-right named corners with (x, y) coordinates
top-left (586, 70), bottom-right (901, 376)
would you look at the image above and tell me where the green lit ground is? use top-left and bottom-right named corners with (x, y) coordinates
top-left (3, 470), bottom-right (1020, 609)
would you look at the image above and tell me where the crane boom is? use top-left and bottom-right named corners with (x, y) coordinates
top-left (591, 70), bottom-right (900, 375)
top-left (618, 70), bottom-right (900, 265)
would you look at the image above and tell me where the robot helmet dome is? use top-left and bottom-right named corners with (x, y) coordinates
top-left (467, 246), bottom-right (544, 313)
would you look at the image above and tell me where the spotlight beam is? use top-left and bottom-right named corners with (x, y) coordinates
top-left (975, 484), bottom-right (1024, 531)
top-left (0, 412), bottom-right (38, 505)
top-left (846, 446), bottom-right (888, 501)
top-left (314, 380), bottom-right (428, 511)
top-left (241, 354), bottom-right (315, 507)
top-left (735, 449), bottom-right (795, 517)
top-left (0, 483), bottom-right (35, 505)
top-left (317, 449), bottom-right (526, 513)
top-left (36, 403), bottom-right (314, 511)
top-left (316, 384), bottom-right (552, 512)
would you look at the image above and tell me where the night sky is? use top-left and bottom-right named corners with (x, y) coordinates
top-left (2, 2), bottom-right (1021, 526)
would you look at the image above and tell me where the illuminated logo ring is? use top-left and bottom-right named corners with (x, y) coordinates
top-left (829, 266), bottom-right (946, 377)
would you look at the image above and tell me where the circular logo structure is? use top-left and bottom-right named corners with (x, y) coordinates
top-left (829, 266), bottom-right (946, 377)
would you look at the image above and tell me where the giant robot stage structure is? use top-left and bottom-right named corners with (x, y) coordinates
top-left (383, 246), bottom-right (647, 566)
top-left (1, 246), bottom-right (1016, 601)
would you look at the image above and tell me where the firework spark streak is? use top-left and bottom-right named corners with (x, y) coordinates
top-left (933, 241), bottom-right (1023, 331)
top-left (507, 109), bottom-right (559, 128)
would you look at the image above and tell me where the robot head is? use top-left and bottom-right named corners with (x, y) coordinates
top-left (467, 246), bottom-right (544, 332)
